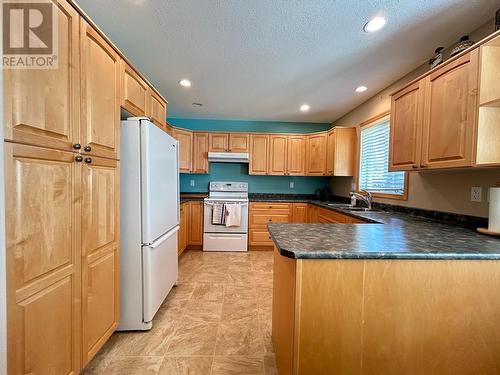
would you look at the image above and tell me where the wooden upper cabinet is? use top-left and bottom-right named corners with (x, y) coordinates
top-left (188, 201), bottom-right (204, 246)
top-left (120, 60), bottom-right (149, 117)
top-left (229, 133), bottom-right (250, 152)
top-left (249, 134), bottom-right (269, 175)
top-left (81, 21), bottom-right (120, 160)
top-left (421, 50), bottom-right (479, 169)
top-left (209, 133), bottom-right (229, 152)
top-left (326, 127), bottom-right (357, 176)
top-left (390, 81), bottom-right (424, 171)
top-left (148, 88), bottom-right (167, 128)
top-left (81, 156), bottom-right (119, 365)
top-left (174, 129), bottom-right (193, 173)
top-left (269, 135), bottom-right (288, 175)
top-left (306, 133), bottom-right (327, 176)
top-left (287, 135), bottom-right (306, 176)
top-left (3, 0), bottom-right (80, 152)
top-left (192, 132), bottom-right (209, 174)
top-left (5, 143), bottom-right (81, 375)
top-left (326, 130), bottom-right (335, 175)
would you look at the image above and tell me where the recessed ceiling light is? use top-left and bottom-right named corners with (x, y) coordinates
top-left (363, 16), bottom-right (386, 33)
top-left (178, 79), bottom-right (191, 87)
top-left (192, 102), bottom-right (202, 107)
top-left (300, 104), bottom-right (310, 112)
top-left (355, 85), bottom-right (368, 93)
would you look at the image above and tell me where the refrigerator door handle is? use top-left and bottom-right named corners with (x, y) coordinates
top-left (148, 226), bottom-right (179, 249)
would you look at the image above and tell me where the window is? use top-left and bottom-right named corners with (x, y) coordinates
top-left (358, 116), bottom-right (407, 198)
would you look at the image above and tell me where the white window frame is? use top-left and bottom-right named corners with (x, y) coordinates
top-left (357, 113), bottom-right (408, 200)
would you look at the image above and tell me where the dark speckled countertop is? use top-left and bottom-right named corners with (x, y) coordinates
top-left (180, 193), bottom-right (500, 259)
top-left (268, 208), bottom-right (500, 260)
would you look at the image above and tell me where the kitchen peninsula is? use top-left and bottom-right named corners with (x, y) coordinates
top-left (269, 207), bottom-right (500, 375)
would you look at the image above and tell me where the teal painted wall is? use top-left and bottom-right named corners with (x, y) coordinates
top-left (171, 118), bottom-right (331, 194)
top-left (181, 163), bottom-right (329, 193)
top-left (169, 118), bottom-right (330, 133)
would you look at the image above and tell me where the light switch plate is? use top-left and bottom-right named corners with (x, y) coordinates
top-left (471, 186), bottom-right (482, 202)
top-left (289, 181), bottom-right (294, 189)
top-left (190, 179), bottom-right (195, 187)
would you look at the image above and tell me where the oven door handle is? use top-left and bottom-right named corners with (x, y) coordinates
top-left (205, 233), bottom-right (247, 239)
top-left (204, 202), bottom-right (248, 206)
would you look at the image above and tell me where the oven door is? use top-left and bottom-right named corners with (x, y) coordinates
top-left (203, 200), bottom-right (249, 233)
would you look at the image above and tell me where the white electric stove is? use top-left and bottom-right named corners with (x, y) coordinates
top-left (203, 182), bottom-right (249, 252)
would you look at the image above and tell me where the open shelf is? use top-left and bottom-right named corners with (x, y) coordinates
top-left (479, 43), bottom-right (500, 106)
top-left (476, 106), bottom-right (500, 166)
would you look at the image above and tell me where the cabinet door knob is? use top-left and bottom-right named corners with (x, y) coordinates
top-left (75, 155), bottom-right (83, 162)
top-left (73, 143), bottom-right (81, 150)
top-left (84, 157), bottom-right (92, 164)
top-left (84, 145), bottom-right (92, 152)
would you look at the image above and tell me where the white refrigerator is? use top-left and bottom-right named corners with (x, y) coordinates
top-left (119, 117), bottom-right (179, 331)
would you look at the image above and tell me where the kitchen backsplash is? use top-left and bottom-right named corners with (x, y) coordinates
top-left (180, 163), bottom-right (329, 193)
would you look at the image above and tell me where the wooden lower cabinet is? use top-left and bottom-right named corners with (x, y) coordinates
top-left (317, 207), bottom-right (348, 223)
top-left (5, 143), bottom-right (120, 373)
top-left (188, 201), bottom-right (204, 246)
top-left (81, 157), bottom-right (120, 365)
top-left (249, 203), bottom-right (365, 248)
top-left (273, 250), bottom-right (500, 374)
top-left (249, 203), bottom-right (292, 247)
top-left (291, 203), bottom-right (308, 223)
top-left (5, 143), bottom-right (81, 374)
top-left (178, 203), bottom-right (189, 255)
top-left (307, 205), bottom-right (319, 223)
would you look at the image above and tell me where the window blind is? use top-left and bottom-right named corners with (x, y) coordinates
top-left (359, 119), bottom-right (405, 195)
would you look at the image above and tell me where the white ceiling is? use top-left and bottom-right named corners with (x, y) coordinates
top-left (76, 0), bottom-right (499, 123)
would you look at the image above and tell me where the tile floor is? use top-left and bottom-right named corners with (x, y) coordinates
top-left (83, 250), bottom-right (277, 375)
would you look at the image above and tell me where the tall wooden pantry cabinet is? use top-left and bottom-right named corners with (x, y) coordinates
top-left (2, 1), bottom-right (130, 373)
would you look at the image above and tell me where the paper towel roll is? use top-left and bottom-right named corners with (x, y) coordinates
top-left (488, 187), bottom-right (500, 232)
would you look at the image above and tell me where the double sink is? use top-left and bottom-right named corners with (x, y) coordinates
top-left (327, 203), bottom-right (380, 212)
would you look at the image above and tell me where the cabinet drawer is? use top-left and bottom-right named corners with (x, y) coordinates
top-left (249, 230), bottom-right (274, 245)
top-left (250, 213), bottom-right (291, 227)
top-left (251, 202), bottom-right (291, 211)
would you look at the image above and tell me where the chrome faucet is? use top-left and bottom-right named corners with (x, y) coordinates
top-left (350, 190), bottom-right (373, 210)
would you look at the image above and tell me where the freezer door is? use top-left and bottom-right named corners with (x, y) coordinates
top-left (142, 226), bottom-right (179, 323)
top-left (141, 120), bottom-right (179, 244)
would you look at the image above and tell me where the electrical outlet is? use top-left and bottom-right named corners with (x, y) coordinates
top-left (190, 179), bottom-right (195, 187)
top-left (471, 186), bottom-right (482, 202)
top-left (289, 181), bottom-right (294, 189)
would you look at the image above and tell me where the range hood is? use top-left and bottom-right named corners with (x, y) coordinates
top-left (208, 152), bottom-right (249, 163)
